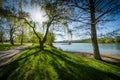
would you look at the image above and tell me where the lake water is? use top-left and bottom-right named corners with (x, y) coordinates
top-left (53, 43), bottom-right (120, 54)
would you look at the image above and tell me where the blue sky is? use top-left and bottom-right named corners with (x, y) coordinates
top-left (2, 0), bottom-right (120, 41)
top-left (18, 5), bottom-right (120, 41)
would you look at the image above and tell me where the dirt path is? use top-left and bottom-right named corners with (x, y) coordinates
top-left (0, 43), bottom-right (32, 66)
top-left (72, 52), bottom-right (120, 62)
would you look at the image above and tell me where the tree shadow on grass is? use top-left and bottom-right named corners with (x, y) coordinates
top-left (0, 47), bottom-right (120, 80)
top-left (25, 45), bottom-right (40, 50)
top-left (45, 49), bottom-right (120, 80)
top-left (0, 49), bottom-right (41, 80)
top-left (102, 60), bottom-right (120, 67)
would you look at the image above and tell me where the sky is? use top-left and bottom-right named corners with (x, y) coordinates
top-left (24, 6), bottom-right (48, 24)
top-left (2, 0), bottom-right (120, 41)
top-left (17, 5), bottom-right (120, 41)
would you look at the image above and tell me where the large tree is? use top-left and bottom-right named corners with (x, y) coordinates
top-left (1, 0), bottom-right (31, 45)
top-left (8, 18), bottom-right (20, 45)
top-left (1, 0), bottom-right (70, 49)
top-left (23, 1), bottom-right (69, 49)
top-left (0, 17), bottom-right (6, 44)
top-left (64, 0), bottom-right (120, 60)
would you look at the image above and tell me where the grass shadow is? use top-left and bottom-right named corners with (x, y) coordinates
top-left (0, 49), bottom-right (41, 80)
top-left (0, 46), bottom-right (120, 80)
top-left (44, 48), bottom-right (120, 80)
top-left (102, 60), bottom-right (120, 67)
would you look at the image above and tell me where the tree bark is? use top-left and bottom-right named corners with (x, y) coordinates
top-left (9, 25), bottom-right (15, 46)
top-left (20, 37), bottom-right (23, 45)
top-left (0, 32), bottom-right (3, 44)
top-left (10, 32), bottom-right (14, 46)
top-left (39, 40), bottom-right (44, 50)
top-left (89, 0), bottom-right (102, 60)
top-left (20, 30), bottom-right (24, 45)
top-left (41, 21), bottom-right (52, 49)
top-left (42, 23), bottom-right (50, 43)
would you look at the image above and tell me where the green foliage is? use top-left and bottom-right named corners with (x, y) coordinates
top-left (114, 36), bottom-right (120, 43)
top-left (44, 2), bottom-right (57, 18)
top-left (46, 32), bottom-right (54, 46)
top-left (57, 37), bottom-right (120, 43)
top-left (0, 45), bottom-right (120, 80)
top-left (98, 38), bottom-right (114, 43)
top-left (97, 37), bottom-right (120, 43)
top-left (70, 39), bottom-right (92, 43)
top-left (14, 34), bottom-right (28, 43)
top-left (30, 32), bottom-right (43, 43)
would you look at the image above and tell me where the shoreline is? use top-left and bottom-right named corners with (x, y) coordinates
top-left (70, 51), bottom-right (120, 62)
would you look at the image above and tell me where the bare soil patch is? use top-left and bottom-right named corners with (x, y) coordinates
top-left (72, 52), bottom-right (120, 62)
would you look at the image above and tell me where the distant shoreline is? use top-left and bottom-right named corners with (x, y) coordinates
top-left (54, 37), bottom-right (120, 43)
top-left (54, 42), bottom-right (120, 44)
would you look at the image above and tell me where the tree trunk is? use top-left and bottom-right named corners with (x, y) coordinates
top-left (91, 24), bottom-right (101, 60)
top-left (0, 32), bottom-right (3, 44)
top-left (89, 0), bottom-right (102, 60)
top-left (41, 22), bottom-right (51, 49)
top-left (10, 34), bottom-right (14, 46)
top-left (10, 29), bottom-right (14, 46)
top-left (20, 36), bottom-right (23, 45)
top-left (39, 24), bottom-right (50, 50)
top-left (42, 23), bottom-right (50, 44)
top-left (32, 24), bottom-right (44, 50)
top-left (20, 31), bottom-right (24, 45)
top-left (39, 40), bottom-right (44, 50)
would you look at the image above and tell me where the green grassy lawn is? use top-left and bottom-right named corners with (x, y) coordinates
top-left (0, 43), bottom-right (23, 50)
top-left (0, 45), bottom-right (120, 80)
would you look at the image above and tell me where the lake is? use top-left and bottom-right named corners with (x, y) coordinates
top-left (53, 43), bottom-right (120, 54)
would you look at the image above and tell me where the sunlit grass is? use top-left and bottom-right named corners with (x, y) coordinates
top-left (0, 45), bottom-right (120, 80)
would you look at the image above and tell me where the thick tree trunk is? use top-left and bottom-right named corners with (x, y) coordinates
top-left (32, 23), bottom-right (44, 50)
top-left (89, 0), bottom-right (102, 60)
top-left (42, 23), bottom-right (50, 44)
top-left (91, 24), bottom-right (101, 60)
top-left (39, 40), bottom-right (44, 50)
top-left (39, 24), bottom-right (49, 50)
top-left (41, 21), bottom-right (51, 49)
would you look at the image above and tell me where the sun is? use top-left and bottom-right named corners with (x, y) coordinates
top-left (26, 6), bottom-right (47, 24)
top-left (33, 11), bottom-right (46, 23)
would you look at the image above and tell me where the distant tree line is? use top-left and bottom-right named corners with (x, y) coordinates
top-left (67, 36), bottom-right (120, 43)
top-left (98, 36), bottom-right (120, 43)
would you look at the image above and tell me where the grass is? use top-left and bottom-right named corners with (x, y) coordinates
top-left (0, 45), bottom-right (120, 80)
top-left (0, 43), bottom-right (23, 50)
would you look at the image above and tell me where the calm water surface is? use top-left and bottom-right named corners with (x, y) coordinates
top-left (53, 43), bottom-right (120, 54)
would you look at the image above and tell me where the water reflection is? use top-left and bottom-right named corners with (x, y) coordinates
top-left (114, 43), bottom-right (120, 50)
top-left (53, 43), bottom-right (120, 54)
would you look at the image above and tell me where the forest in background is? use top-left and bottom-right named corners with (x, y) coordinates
top-left (55, 36), bottom-right (120, 43)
